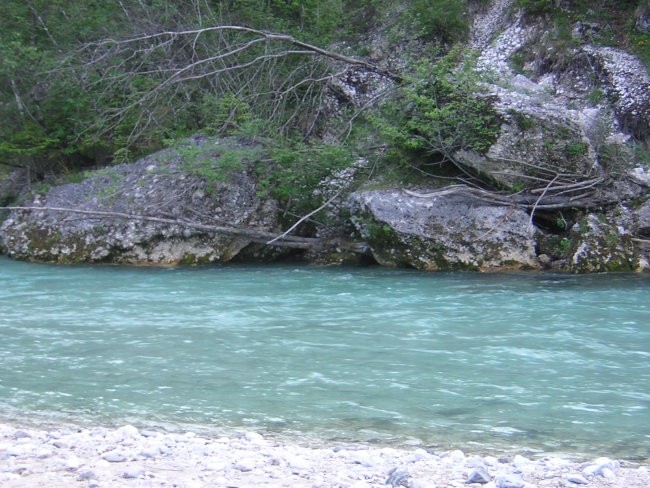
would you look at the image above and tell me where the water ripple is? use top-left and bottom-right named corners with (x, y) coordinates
top-left (0, 257), bottom-right (649, 459)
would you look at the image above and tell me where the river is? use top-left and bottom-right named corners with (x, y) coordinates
top-left (0, 256), bottom-right (648, 460)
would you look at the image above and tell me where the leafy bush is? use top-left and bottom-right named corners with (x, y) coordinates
top-left (408, 0), bottom-right (470, 43)
top-left (377, 50), bottom-right (500, 167)
top-left (515, 0), bottom-right (555, 14)
top-left (257, 140), bottom-right (357, 215)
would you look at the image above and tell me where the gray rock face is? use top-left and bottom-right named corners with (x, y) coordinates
top-left (0, 137), bottom-right (279, 265)
top-left (466, 465), bottom-right (492, 484)
top-left (349, 188), bottom-right (540, 271)
top-left (568, 206), bottom-right (640, 273)
top-left (583, 46), bottom-right (650, 141)
top-left (495, 474), bottom-right (525, 488)
top-left (469, 1), bottom-right (650, 193)
top-left (635, 200), bottom-right (650, 236)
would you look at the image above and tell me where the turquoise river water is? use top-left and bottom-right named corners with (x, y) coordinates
top-left (0, 256), bottom-right (648, 460)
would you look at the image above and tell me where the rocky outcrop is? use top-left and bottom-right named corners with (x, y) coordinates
top-left (1, 2), bottom-right (648, 273)
top-left (0, 137), bottom-right (281, 265)
top-left (349, 188), bottom-right (540, 271)
top-left (466, 1), bottom-right (650, 192)
top-left (567, 206), bottom-right (641, 273)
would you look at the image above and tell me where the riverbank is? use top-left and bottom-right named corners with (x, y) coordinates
top-left (1, 423), bottom-right (648, 488)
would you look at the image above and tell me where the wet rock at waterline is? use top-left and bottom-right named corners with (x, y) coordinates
top-left (0, 137), bottom-right (282, 265)
top-left (349, 188), bottom-right (540, 271)
top-left (567, 206), bottom-right (641, 273)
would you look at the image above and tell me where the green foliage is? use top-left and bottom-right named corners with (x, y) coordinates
top-left (407, 0), bottom-right (470, 43)
top-left (510, 111), bottom-right (536, 131)
top-left (221, 0), bottom-right (349, 43)
top-left (509, 49), bottom-right (534, 75)
top-left (516, 0), bottom-right (649, 70)
top-left (377, 49), bottom-right (500, 167)
top-left (587, 88), bottom-right (605, 105)
top-left (199, 94), bottom-right (252, 134)
top-left (557, 237), bottom-right (573, 255)
top-left (178, 143), bottom-right (263, 188)
top-left (566, 141), bottom-right (588, 157)
top-left (628, 31), bottom-right (650, 68)
top-left (257, 140), bottom-right (356, 214)
top-left (515, 0), bottom-right (554, 15)
top-left (0, 0), bottom-right (360, 179)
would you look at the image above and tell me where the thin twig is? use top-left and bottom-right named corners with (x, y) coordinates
top-left (529, 175), bottom-right (559, 228)
top-left (266, 189), bottom-right (342, 245)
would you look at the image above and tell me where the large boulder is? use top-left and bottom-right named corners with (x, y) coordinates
top-left (0, 137), bottom-right (280, 265)
top-left (567, 205), bottom-right (641, 273)
top-left (349, 188), bottom-right (540, 271)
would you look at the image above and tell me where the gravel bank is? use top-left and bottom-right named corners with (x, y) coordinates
top-left (1, 423), bottom-right (648, 487)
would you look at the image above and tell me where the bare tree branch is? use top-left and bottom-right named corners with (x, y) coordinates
top-left (0, 206), bottom-right (366, 253)
top-left (266, 189), bottom-right (342, 245)
top-left (65, 24), bottom-right (398, 146)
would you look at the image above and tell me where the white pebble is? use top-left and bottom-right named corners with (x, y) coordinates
top-left (513, 455), bottom-right (530, 469)
top-left (600, 467), bottom-right (617, 482)
top-left (77, 470), bottom-right (96, 481)
top-left (496, 474), bottom-right (525, 488)
top-left (484, 456), bottom-right (499, 466)
top-left (285, 453), bottom-right (310, 470)
top-left (0, 473), bottom-right (21, 482)
top-left (122, 466), bottom-right (145, 479)
top-left (244, 431), bottom-right (265, 444)
top-left (102, 450), bottom-right (127, 463)
top-left (448, 449), bottom-right (466, 463)
top-left (566, 474), bottom-right (589, 484)
top-left (408, 448), bottom-right (428, 462)
top-left (65, 454), bottom-right (82, 470)
top-left (234, 457), bottom-right (257, 472)
top-left (349, 482), bottom-right (372, 488)
top-left (203, 460), bottom-right (228, 471)
top-left (544, 457), bottom-right (571, 469)
top-left (140, 446), bottom-right (161, 458)
top-left (115, 425), bottom-right (140, 441)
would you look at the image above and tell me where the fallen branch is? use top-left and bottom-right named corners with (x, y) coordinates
top-left (0, 206), bottom-right (317, 249)
top-left (529, 175), bottom-right (559, 228)
top-left (1, 205), bottom-right (370, 254)
top-left (403, 183), bottom-right (617, 211)
top-left (266, 190), bottom-right (342, 245)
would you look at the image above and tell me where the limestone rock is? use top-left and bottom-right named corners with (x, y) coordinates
top-left (568, 206), bottom-right (640, 272)
top-left (566, 474), bottom-right (588, 484)
top-left (386, 466), bottom-right (410, 487)
top-left (495, 474), bottom-right (525, 488)
top-left (102, 451), bottom-right (127, 463)
top-left (469, 1), bottom-right (650, 194)
top-left (466, 465), bottom-right (492, 484)
top-left (0, 137), bottom-right (280, 265)
top-left (349, 188), bottom-right (540, 271)
top-left (634, 200), bottom-right (650, 236)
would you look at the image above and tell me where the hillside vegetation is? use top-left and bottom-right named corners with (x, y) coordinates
top-left (1, 0), bottom-right (649, 271)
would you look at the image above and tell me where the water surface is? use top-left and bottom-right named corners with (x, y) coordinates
top-left (0, 256), bottom-right (648, 459)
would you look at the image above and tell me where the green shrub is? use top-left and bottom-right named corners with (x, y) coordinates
top-left (377, 50), bottom-right (501, 163)
top-left (515, 0), bottom-right (555, 14)
top-left (408, 0), bottom-right (469, 43)
top-left (257, 141), bottom-right (356, 216)
top-left (566, 141), bottom-right (588, 156)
